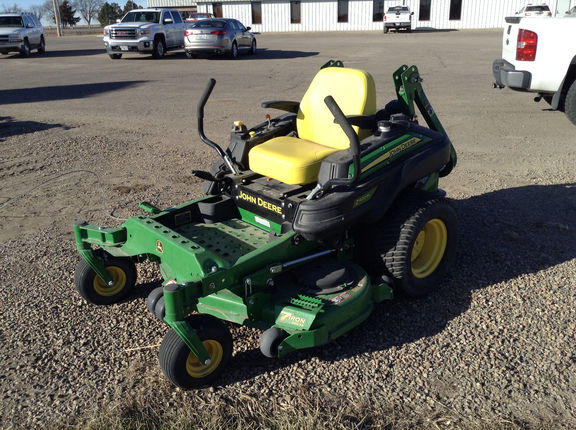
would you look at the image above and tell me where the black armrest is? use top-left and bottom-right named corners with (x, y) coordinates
top-left (261, 100), bottom-right (300, 113)
top-left (336, 114), bottom-right (376, 129)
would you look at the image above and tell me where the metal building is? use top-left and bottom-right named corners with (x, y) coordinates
top-left (148, 0), bottom-right (576, 32)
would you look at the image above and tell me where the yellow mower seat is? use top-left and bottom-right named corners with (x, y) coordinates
top-left (249, 67), bottom-right (377, 185)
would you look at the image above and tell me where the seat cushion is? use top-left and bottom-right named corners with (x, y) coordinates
top-left (248, 136), bottom-right (341, 185)
top-left (249, 67), bottom-right (377, 184)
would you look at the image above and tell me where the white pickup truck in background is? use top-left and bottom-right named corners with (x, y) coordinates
top-left (492, 16), bottom-right (576, 126)
top-left (383, 6), bottom-right (413, 33)
top-left (103, 8), bottom-right (187, 60)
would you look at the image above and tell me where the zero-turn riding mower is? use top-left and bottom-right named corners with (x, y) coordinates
top-left (73, 62), bottom-right (458, 389)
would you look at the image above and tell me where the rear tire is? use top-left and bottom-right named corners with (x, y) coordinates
top-left (383, 26), bottom-right (389, 34)
top-left (355, 189), bottom-right (459, 297)
top-left (249, 39), bottom-right (256, 55)
top-left (565, 79), bottom-right (576, 126)
top-left (159, 314), bottom-right (232, 389)
top-left (37, 36), bottom-right (45, 53)
top-left (185, 51), bottom-right (197, 59)
top-left (229, 41), bottom-right (238, 59)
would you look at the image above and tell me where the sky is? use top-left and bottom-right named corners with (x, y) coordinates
top-left (1, 0), bottom-right (145, 25)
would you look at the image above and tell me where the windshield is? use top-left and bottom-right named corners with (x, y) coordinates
top-left (0, 16), bottom-right (24, 27)
top-left (189, 13), bottom-right (211, 19)
top-left (387, 6), bottom-right (409, 12)
top-left (121, 11), bottom-right (160, 23)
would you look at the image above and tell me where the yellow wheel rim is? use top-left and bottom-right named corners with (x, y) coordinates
top-left (93, 266), bottom-right (127, 296)
top-left (411, 218), bottom-right (448, 278)
top-left (186, 340), bottom-right (223, 378)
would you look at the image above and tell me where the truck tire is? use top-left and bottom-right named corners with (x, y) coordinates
top-left (37, 36), bottom-right (45, 53)
top-left (152, 37), bottom-right (165, 59)
top-left (565, 79), bottom-right (576, 126)
top-left (109, 53), bottom-right (122, 59)
top-left (383, 26), bottom-right (389, 34)
top-left (20, 39), bottom-right (30, 57)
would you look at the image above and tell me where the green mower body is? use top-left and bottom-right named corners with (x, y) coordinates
top-left (73, 64), bottom-right (458, 389)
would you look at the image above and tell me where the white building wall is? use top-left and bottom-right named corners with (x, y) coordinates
top-left (174, 0), bottom-right (576, 32)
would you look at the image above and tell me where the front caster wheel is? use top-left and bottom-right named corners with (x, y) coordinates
top-left (74, 250), bottom-right (137, 305)
top-left (159, 314), bottom-right (233, 389)
top-left (260, 327), bottom-right (287, 358)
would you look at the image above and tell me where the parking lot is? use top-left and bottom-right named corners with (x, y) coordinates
top-left (1, 30), bottom-right (576, 427)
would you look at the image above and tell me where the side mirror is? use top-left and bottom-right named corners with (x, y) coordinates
top-left (411, 12), bottom-right (414, 15)
top-left (116, 19), bottom-right (121, 23)
top-left (246, 26), bottom-right (251, 31)
top-left (164, 18), bottom-right (173, 24)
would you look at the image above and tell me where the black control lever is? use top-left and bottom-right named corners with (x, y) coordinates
top-left (306, 96), bottom-right (362, 200)
top-left (197, 79), bottom-right (240, 175)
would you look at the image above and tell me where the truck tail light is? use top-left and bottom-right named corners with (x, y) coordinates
top-left (516, 29), bottom-right (537, 61)
top-left (211, 30), bottom-right (227, 36)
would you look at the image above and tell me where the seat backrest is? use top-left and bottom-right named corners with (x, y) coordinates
top-left (297, 67), bottom-right (376, 150)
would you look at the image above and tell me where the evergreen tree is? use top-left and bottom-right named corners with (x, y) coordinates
top-left (122, 0), bottom-right (141, 15)
top-left (59, 0), bottom-right (81, 26)
top-left (97, 1), bottom-right (122, 26)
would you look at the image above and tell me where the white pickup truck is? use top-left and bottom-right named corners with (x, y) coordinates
top-left (383, 6), bottom-right (413, 33)
top-left (492, 16), bottom-right (576, 126)
top-left (103, 8), bottom-right (187, 60)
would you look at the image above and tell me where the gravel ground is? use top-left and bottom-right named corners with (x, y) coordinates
top-left (1, 31), bottom-right (576, 428)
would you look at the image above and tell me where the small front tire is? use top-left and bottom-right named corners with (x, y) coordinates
top-left (109, 53), bottom-right (122, 59)
top-left (159, 314), bottom-right (233, 389)
top-left (74, 250), bottom-right (137, 305)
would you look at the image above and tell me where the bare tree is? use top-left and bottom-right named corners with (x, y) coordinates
top-left (27, 4), bottom-right (46, 19)
top-left (1, 3), bottom-right (22, 12)
top-left (73, 0), bottom-right (102, 27)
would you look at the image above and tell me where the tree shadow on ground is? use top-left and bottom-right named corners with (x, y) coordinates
top-left (0, 81), bottom-right (145, 105)
top-left (0, 116), bottom-right (67, 140)
top-left (220, 183), bottom-right (576, 384)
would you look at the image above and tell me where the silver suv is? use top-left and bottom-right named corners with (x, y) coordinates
top-left (0, 13), bottom-right (45, 57)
